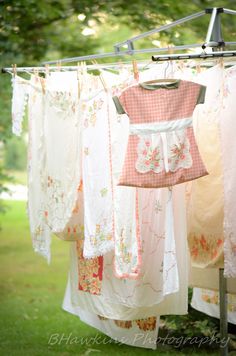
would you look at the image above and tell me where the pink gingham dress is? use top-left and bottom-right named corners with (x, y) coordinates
top-left (113, 80), bottom-right (208, 188)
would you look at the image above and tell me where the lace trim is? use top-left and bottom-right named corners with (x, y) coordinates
top-left (11, 76), bottom-right (29, 136)
top-left (83, 240), bottom-right (114, 259)
top-left (224, 229), bottom-right (236, 278)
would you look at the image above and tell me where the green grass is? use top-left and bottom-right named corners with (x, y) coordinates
top-left (0, 201), bottom-right (221, 355)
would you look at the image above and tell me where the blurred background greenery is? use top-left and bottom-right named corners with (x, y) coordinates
top-left (1, 0), bottom-right (236, 183)
top-left (0, 1), bottom-right (236, 355)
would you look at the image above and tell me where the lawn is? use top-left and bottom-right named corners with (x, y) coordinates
top-left (0, 200), bottom-right (223, 355)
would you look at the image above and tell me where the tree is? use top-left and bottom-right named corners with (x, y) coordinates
top-left (1, 0), bottom-right (235, 66)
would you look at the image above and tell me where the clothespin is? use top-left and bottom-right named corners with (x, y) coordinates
top-left (12, 64), bottom-right (17, 78)
top-left (56, 60), bottom-right (62, 71)
top-left (196, 62), bottom-right (202, 74)
top-left (132, 59), bottom-right (139, 81)
top-left (40, 77), bottom-right (46, 94)
top-left (33, 67), bottom-right (39, 83)
top-left (167, 46), bottom-right (175, 77)
top-left (77, 62), bottom-right (82, 99)
top-left (92, 59), bottom-right (108, 92)
top-left (45, 64), bottom-right (50, 78)
top-left (167, 45), bottom-right (174, 55)
top-left (218, 57), bottom-right (224, 69)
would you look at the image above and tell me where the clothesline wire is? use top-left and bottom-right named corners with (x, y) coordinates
top-left (3, 55), bottom-right (236, 75)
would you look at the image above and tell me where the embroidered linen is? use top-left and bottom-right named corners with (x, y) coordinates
top-left (219, 65), bottom-right (236, 278)
top-left (27, 71), bottom-right (83, 262)
top-left (42, 73), bottom-right (82, 235)
top-left (113, 79), bottom-right (208, 188)
top-left (27, 75), bottom-right (51, 262)
top-left (62, 278), bottom-right (159, 350)
top-left (63, 183), bottom-right (188, 319)
top-left (81, 84), bottom-right (115, 258)
top-left (187, 65), bottom-right (225, 268)
top-left (191, 288), bottom-right (236, 325)
top-left (189, 266), bottom-right (236, 294)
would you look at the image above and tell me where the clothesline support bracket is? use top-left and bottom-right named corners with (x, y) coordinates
top-left (40, 7), bottom-right (236, 66)
top-left (202, 7), bottom-right (225, 50)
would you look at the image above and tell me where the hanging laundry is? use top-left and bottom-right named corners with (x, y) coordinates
top-left (219, 65), bottom-right (236, 278)
top-left (187, 64), bottom-right (225, 268)
top-left (62, 275), bottom-right (160, 350)
top-left (113, 79), bottom-right (208, 188)
top-left (80, 83), bottom-right (115, 258)
top-left (11, 75), bottom-right (29, 136)
top-left (191, 288), bottom-right (236, 325)
top-left (41, 73), bottom-right (82, 235)
top-left (189, 266), bottom-right (236, 295)
top-left (27, 74), bottom-right (51, 262)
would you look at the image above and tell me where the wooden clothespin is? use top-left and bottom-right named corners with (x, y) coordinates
top-left (132, 59), bottom-right (139, 81)
top-left (40, 77), bottom-right (46, 94)
top-left (56, 60), bottom-right (62, 71)
top-left (45, 64), bottom-right (50, 78)
top-left (12, 64), bottom-right (17, 78)
top-left (167, 45), bottom-right (174, 55)
top-left (33, 67), bottom-right (39, 83)
top-left (92, 59), bottom-right (108, 92)
top-left (218, 57), bottom-right (224, 69)
top-left (196, 62), bottom-right (202, 74)
top-left (77, 62), bottom-right (82, 99)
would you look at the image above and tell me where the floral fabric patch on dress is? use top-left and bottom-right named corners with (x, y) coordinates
top-left (135, 129), bottom-right (192, 175)
top-left (135, 135), bottom-right (164, 173)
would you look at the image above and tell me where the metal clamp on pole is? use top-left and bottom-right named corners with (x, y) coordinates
top-left (202, 7), bottom-right (225, 50)
top-left (114, 44), bottom-right (121, 54)
top-left (202, 41), bottom-right (225, 50)
top-left (126, 40), bottom-right (134, 55)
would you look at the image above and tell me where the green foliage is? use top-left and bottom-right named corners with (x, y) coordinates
top-left (0, 167), bottom-right (12, 216)
top-left (160, 288), bottom-right (220, 350)
top-left (4, 136), bottom-right (27, 171)
top-left (0, 73), bottom-right (12, 143)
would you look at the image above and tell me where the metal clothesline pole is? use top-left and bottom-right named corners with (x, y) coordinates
top-left (219, 269), bottom-right (228, 356)
top-left (3, 52), bottom-right (236, 74)
top-left (114, 10), bottom-right (205, 49)
top-left (40, 7), bottom-right (236, 66)
top-left (41, 43), bottom-right (202, 65)
top-left (152, 50), bottom-right (236, 61)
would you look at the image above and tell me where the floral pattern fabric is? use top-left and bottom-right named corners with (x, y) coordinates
top-left (219, 65), bottom-right (236, 277)
top-left (81, 87), bottom-right (115, 259)
top-left (135, 129), bottom-right (192, 174)
top-left (77, 239), bottom-right (103, 295)
top-left (191, 288), bottom-right (236, 325)
top-left (186, 64), bottom-right (225, 268)
top-left (135, 135), bottom-right (164, 173)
